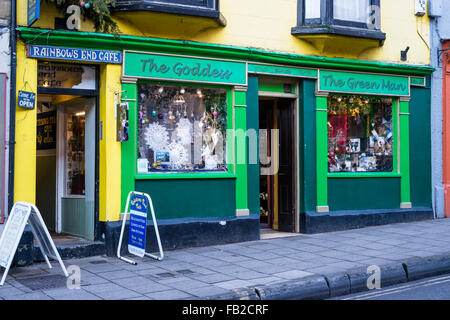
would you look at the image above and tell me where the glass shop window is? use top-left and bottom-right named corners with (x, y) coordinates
top-left (65, 112), bottom-right (85, 196)
top-left (137, 84), bottom-right (228, 173)
top-left (327, 95), bottom-right (394, 173)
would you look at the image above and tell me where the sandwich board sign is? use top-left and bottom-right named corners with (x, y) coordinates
top-left (0, 202), bottom-right (68, 286)
top-left (117, 191), bottom-right (164, 265)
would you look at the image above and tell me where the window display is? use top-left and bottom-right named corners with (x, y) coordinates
top-left (65, 112), bottom-right (85, 195)
top-left (137, 84), bottom-right (228, 173)
top-left (327, 95), bottom-right (394, 173)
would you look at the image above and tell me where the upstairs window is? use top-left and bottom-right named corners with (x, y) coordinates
top-left (293, 0), bottom-right (384, 41)
top-left (333, 0), bottom-right (372, 27)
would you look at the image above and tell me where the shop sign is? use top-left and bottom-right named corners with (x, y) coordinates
top-left (27, 45), bottom-right (122, 64)
top-left (318, 70), bottom-right (410, 97)
top-left (37, 111), bottom-right (56, 150)
top-left (17, 90), bottom-right (36, 109)
top-left (27, 0), bottom-right (40, 27)
top-left (410, 76), bottom-right (426, 87)
top-left (248, 63), bottom-right (317, 78)
top-left (128, 194), bottom-right (148, 257)
top-left (123, 51), bottom-right (247, 86)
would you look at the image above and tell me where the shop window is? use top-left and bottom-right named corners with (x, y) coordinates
top-left (327, 95), bottom-right (394, 173)
top-left (292, 0), bottom-right (385, 41)
top-left (137, 84), bottom-right (228, 173)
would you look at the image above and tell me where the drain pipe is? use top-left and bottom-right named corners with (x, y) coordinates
top-left (8, 0), bottom-right (16, 214)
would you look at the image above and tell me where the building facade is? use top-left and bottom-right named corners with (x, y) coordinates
top-left (12, 0), bottom-right (434, 256)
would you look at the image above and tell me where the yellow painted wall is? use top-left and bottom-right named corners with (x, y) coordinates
top-left (17, 0), bottom-right (430, 64)
top-left (99, 64), bottom-right (122, 221)
top-left (14, 42), bottom-right (37, 204)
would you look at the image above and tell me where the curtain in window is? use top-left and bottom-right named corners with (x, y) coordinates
top-left (333, 0), bottom-right (370, 23)
top-left (304, 0), bottom-right (321, 19)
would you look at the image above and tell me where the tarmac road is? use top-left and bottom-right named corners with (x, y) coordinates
top-left (334, 274), bottom-right (450, 300)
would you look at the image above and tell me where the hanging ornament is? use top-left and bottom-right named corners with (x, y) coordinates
top-left (80, 1), bottom-right (85, 7)
top-left (152, 110), bottom-right (157, 116)
top-left (158, 113), bottom-right (164, 120)
top-left (85, 0), bottom-right (91, 8)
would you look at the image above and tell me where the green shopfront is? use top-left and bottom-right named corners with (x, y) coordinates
top-left (18, 28), bottom-right (434, 252)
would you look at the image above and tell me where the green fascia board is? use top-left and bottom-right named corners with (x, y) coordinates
top-left (19, 27), bottom-right (434, 76)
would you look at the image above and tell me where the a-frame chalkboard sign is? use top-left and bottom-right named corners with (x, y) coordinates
top-left (117, 191), bottom-right (164, 265)
top-left (0, 202), bottom-right (68, 286)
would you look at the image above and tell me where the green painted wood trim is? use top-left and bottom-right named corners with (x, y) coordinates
top-left (393, 99), bottom-right (399, 174)
top-left (19, 28), bottom-right (434, 76)
top-left (246, 76), bottom-right (260, 216)
top-left (121, 82), bottom-right (137, 212)
top-left (234, 90), bottom-right (247, 106)
top-left (234, 93), bottom-right (248, 210)
top-left (328, 173), bottom-right (401, 178)
top-left (399, 100), bottom-right (411, 205)
top-left (258, 82), bottom-right (296, 94)
top-left (316, 96), bottom-right (328, 208)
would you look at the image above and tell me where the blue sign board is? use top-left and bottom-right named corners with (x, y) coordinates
top-left (17, 91), bottom-right (36, 110)
top-left (27, 45), bottom-right (122, 64)
top-left (128, 194), bottom-right (148, 257)
top-left (27, 0), bottom-right (40, 27)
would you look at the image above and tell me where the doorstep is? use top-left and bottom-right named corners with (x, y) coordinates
top-left (33, 235), bottom-right (106, 262)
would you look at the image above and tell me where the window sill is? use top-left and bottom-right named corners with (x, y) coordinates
top-left (112, 1), bottom-right (226, 26)
top-left (328, 172), bottom-right (401, 179)
top-left (135, 172), bottom-right (236, 180)
top-left (292, 25), bottom-right (386, 41)
top-left (291, 25), bottom-right (386, 57)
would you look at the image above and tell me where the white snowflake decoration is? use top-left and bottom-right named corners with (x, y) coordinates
top-left (201, 145), bottom-right (218, 170)
top-left (144, 122), bottom-right (169, 151)
top-left (174, 118), bottom-right (193, 145)
top-left (168, 142), bottom-right (189, 169)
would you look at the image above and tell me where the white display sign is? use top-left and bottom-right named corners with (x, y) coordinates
top-left (0, 202), bottom-right (68, 285)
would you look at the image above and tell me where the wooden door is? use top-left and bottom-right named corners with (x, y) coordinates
top-left (277, 99), bottom-right (295, 232)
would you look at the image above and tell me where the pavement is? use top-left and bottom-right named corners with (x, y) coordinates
top-left (2, 218), bottom-right (450, 300)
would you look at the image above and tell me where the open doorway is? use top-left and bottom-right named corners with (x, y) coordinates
top-left (36, 94), bottom-right (96, 240)
top-left (259, 97), bottom-right (297, 235)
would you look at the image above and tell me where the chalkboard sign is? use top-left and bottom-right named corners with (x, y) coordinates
top-left (117, 191), bottom-right (164, 265)
top-left (0, 202), bottom-right (68, 286)
top-left (37, 111), bottom-right (57, 150)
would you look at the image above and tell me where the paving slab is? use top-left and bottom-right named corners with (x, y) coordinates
top-left (5, 218), bottom-right (450, 300)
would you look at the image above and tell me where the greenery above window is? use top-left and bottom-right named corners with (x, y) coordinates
top-left (51, 0), bottom-right (119, 33)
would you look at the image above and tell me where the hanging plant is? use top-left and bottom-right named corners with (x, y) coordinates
top-left (50, 0), bottom-right (120, 34)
